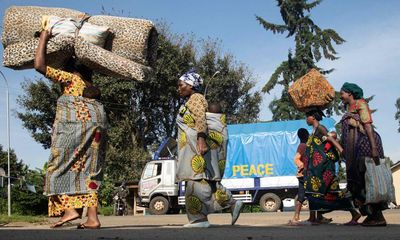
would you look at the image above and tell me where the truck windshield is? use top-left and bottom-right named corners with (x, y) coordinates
top-left (142, 163), bottom-right (162, 180)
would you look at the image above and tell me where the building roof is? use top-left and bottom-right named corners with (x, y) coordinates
top-left (391, 161), bottom-right (400, 172)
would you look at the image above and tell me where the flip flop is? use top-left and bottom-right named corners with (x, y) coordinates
top-left (361, 220), bottom-right (387, 227)
top-left (50, 216), bottom-right (81, 228)
top-left (183, 221), bottom-right (210, 228)
top-left (287, 220), bottom-right (302, 226)
top-left (317, 217), bottom-right (333, 224)
top-left (77, 223), bottom-right (101, 229)
top-left (297, 221), bottom-right (319, 226)
top-left (344, 220), bottom-right (359, 226)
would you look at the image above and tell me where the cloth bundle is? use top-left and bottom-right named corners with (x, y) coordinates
top-left (2, 6), bottom-right (158, 81)
top-left (288, 68), bottom-right (336, 112)
top-left (364, 157), bottom-right (396, 204)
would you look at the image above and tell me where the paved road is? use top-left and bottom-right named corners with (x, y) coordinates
top-left (1, 210), bottom-right (399, 240)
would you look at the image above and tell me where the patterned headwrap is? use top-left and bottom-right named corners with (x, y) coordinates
top-left (179, 69), bottom-right (203, 92)
top-left (341, 82), bottom-right (364, 100)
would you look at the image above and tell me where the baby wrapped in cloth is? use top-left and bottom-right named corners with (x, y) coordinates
top-left (206, 103), bottom-right (228, 179)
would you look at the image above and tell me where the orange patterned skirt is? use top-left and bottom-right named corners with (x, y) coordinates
top-left (48, 192), bottom-right (98, 217)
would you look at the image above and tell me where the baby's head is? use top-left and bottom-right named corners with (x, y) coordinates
top-left (297, 128), bottom-right (309, 143)
top-left (328, 131), bottom-right (337, 140)
top-left (208, 102), bottom-right (222, 114)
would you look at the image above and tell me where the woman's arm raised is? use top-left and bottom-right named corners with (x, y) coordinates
top-left (34, 31), bottom-right (51, 75)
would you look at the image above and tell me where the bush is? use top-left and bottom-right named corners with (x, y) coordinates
top-left (100, 206), bottom-right (114, 216)
top-left (98, 175), bottom-right (116, 207)
top-left (0, 186), bottom-right (47, 216)
top-left (242, 205), bottom-right (262, 213)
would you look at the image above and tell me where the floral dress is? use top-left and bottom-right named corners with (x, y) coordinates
top-left (304, 124), bottom-right (352, 211)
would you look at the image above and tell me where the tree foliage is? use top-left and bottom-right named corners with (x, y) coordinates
top-left (256, 0), bottom-right (345, 120)
top-left (0, 145), bottom-right (47, 215)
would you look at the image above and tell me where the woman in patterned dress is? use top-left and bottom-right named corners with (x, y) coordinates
top-left (340, 82), bottom-right (387, 227)
top-left (35, 30), bottom-right (108, 229)
top-left (176, 70), bottom-right (243, 228)
top-left (303, 109), bottom-right (354, 222)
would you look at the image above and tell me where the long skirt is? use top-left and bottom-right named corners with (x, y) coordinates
top-left (44, 95), bottom-right (108, 217)
top-left (304, 130), bottom-right (353, 211)
top-left (340, 113), bottom-right (387, 215)
top-left (185, 180), bottom-right (235, 223)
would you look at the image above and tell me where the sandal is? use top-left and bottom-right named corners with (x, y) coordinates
top-left (297, 220), bottom-right (319, 226)
top-left (50, 216), bottom-right (81, 228)
top-left (344, 220), bottom-right (359, 226)
top-left (287, 220), bottom-right (301, 226)
top-left (317, 217), bottom-right (333, 224)
top-left (77, 223), bottom-right (101, 229)
top-left (361, 219), bottom-right (387, 227)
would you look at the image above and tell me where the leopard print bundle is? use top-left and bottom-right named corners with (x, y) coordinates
top-left (2, 6), bottom-right (158, 81)
top-left (3, 35), bottom-right (75, 70)
top-left (75, 37), bottom-right (151, 81)
top-left (88, 15), bottom-right (158, 67)
top-left (2, 6), bottom-right (83, 47)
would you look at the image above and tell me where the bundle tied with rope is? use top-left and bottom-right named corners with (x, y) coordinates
top-left (288, 68), bottom-right (336, 112)
top-left (2, 6), bottom-right (158, 81)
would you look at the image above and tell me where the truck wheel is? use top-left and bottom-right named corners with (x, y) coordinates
top-left (149, 196), bottom-right (169, 215)
top-left (259, 193), bottom-right (281, 212)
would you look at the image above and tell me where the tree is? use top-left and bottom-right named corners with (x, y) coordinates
top-left (396, 97), bottom-right (400, 132)
top-left (0, 145), bottom-right (26, 180)
top-left (197, 40), bottom-right (262, 123)
top-left (256, 0), bottom-right (345, 120)
top-left (0, 145), bottom-right (47, 215)
top-left (16, 79), bottom-right (61, 149)
top-left (16, 25), bottom-right (262, 190)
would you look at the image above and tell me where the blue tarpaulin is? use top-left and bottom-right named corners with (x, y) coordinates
top-left (224, 118), bottom-right (336, 179)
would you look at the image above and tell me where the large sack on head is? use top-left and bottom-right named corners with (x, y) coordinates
top-left (88, 15), bottom-right (158, 66)
top-left (2, 5), bottom-right (158, 81)
top-left (41, 15), bottom-right (110, 47)
top-left (74, 37), bottom-right (151, 81)
top-left (3, 35), bottom-right (75, 70)
top-left (2, 6), bottom-right (84, 47)
top-left (2, 6), bottom-right (157, 65)
top-left (288, 69), bottom-right (335, 112)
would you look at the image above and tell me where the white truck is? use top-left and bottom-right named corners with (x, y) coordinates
top-left (138, 118), bottom-right (336, 215)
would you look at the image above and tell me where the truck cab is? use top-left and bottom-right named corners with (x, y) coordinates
top-left (138, 138), bottom-right (181, 215)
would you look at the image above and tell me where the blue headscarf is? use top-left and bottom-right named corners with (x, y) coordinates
top-left (179, 69), bottom-right (203, 92)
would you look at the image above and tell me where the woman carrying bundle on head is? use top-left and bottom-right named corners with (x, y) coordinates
top-left (35, 30), bottom-right (108, 229)
top-left (302, 108), bottom-right (360, 225)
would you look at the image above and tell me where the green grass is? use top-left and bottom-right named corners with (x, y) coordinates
top-left (99, 206), bottom-right (114, 216)
top-left (0, 214), bottom-right (48, 225)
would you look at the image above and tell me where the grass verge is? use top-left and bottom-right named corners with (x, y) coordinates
top-left (0, 214), bottom-right (48, 225)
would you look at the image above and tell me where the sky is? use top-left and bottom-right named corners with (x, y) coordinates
top-left (0, 0), bottom-right (399, 169)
